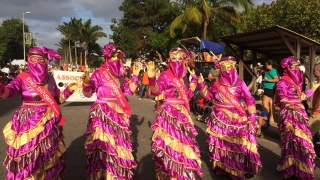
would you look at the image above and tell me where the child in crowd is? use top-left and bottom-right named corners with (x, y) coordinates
top-left (256, 104), bottom-right (270, 137)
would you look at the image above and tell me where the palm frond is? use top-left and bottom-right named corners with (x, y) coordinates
top-left (185, 7), bottom-right (203, 24)
top-left (170, 14), bottom-right (184, 37)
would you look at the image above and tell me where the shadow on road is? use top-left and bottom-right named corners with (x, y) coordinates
top-left (135, 153), bottom-right (155, 180)
top-left (194, 124), bottom-right (219, 180)
top-left (64, 134), bottom-right (87, 180)
top-left (130, 114), bottom-right (145, 162)
top-left (257, 143), bottom-right (281, 179)
top-left (0, 96), bottom-right (22, 116)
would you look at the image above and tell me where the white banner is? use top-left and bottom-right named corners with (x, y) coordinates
top-left (53, 71), bottom-right (97, 102)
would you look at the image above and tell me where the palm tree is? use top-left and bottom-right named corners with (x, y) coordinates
top-left (69, 17), bottom-right (82, 66)
top-left (57, 22), bottom-right (73, 64)
top-left (81, 19), bottom-right (106, 66)
top-left (170, 0), bottom-right (253, 39)
top-left (56, 39), bottom-right (69, 66)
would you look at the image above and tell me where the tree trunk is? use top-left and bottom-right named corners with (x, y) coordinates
top-left (74, 42), bottom-right (77, 65)
top-left (68, 40), bottom-right (72, 65)
top-left (202, 18), bottom-right (208, 39)
top-left (80, 42), bottom-right (83, 66)
top-left (83, 42), bottom-right (88, 67)
top-left (156, 50), bottom-right (163, 63)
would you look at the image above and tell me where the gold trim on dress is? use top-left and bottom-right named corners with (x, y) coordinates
top-left (220, 109), bottom-right (248, 122)
top-left (89, 169), bottom-right (118, 180)
top-left (85, 127), bottom-right (134, 161)
top-left (280, 122), bottom-right (314, 146)
top-left (152, 127), bottom-right (201, 165)
top-left (3, 108), bottom-right (55, 148)
top-left (213, 160), bottom-right (244, 178)
top-left (206, 128), bottom-right (259, 154)
top-left (277, 155), bottom-right (313, 175)
top-left (25, 139), bottom-right (65, 180)
top-left (22, 102), bottom-right (47, 106)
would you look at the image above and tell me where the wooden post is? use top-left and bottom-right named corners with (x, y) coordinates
top-left (252, 51), bottom-right (258, 93)
top-left (309, 44), bottom-right (316, 103)
top-left (239, 49), bottom-right (244, 80)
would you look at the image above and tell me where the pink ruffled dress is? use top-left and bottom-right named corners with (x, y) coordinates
top-left (1, 74), bottom-right (73, 180)
top-left (82, 69), bottom-right (138, 180)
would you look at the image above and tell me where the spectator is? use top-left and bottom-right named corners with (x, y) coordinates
top-left (200, 101), bottom-right (213, 123)
top-left (256, 69), bottom-right (265, 89)
top-left (262, 59), bottom-right (279, 122)
top-left (139, 64), bottom-right (149, 100)
top-left (255, 104), bottom-right (270, 137)
top-left (208, 64), bottom-right (219, 82)
top-left (300, 58), bottom-right (310, 115)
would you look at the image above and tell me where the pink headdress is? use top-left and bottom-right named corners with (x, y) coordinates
top-left (280, 56), bottom-right (299, 69)
top-left (27, 46), bottom-right (62, 62)
top-left (103, 44), bottom-right (124, 59)
top-left (168, 48), bottom-right (188, 61)
top-left (215, 56), bottom-right (236, 70)
top-left (281, 56), bottom-right (303, 85)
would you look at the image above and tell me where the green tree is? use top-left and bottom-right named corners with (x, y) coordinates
top-left (57, 22), bottom-right (73, 65)
top-left (80, 19), bottom-right (107, 66)
top-left (0, 18), bottom-right (30, 66)
top-left (69, 17), bottom-right (83, 65)
top-left (242, 0), bottom-right (320, 41)
top-left (57, 18), bottom-right (106, 67)
top-left (110, 0), bottom-right (182, 60)
top-left (170, 0), bottom-right (253, 39)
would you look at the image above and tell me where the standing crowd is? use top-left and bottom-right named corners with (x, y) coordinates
top-left (0, 44), bottom-right (320, 180)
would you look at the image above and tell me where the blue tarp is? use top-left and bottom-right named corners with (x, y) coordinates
top-left (200, 38), bottom-right (225, 54)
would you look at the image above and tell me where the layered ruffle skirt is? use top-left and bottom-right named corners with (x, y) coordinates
top-left (151, 102), bottom-right (203, 180)
top-left (207, 108), bottom-right (262, 180)
top-left (3, 103), bottom-right (65, 180)
top-left (85, 102), bottom-right (137, 180)
top-left (277, 107), bottom-right (315, 179)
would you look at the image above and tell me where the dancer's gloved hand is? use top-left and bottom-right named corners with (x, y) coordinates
top-left (68, 82), bottom-right (78, 92)
top-left (187, 67), bottom-right (195, 75)
top-left (147, 61), bottom-right (156, 78)
top-left (82, 71), bottom-right (90, 84)
top-left (197, 73), bottom-right (204, 83)
top-left (132, 62), bottom-right (140, 76)
top-left (300, 93), bottom-right (306, 101)
top-left (312, 81), bottom-right (320, 92)
top-left (247, 113), bottom-right (258, 134)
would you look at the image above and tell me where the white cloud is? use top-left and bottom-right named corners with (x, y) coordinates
top-left (0, 0), bottom-right (123, 50)
top-left (0, 0), bottom-right (275, 51)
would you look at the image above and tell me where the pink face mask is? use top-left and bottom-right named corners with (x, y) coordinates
top-left (107, 59), bottom-right (124, 77)
top-left (169, 61), bottom-right (185, 78)
top-left (219, 68), bottom-right (238, 86)
top-left (27, 61), bottom-right (48, 83)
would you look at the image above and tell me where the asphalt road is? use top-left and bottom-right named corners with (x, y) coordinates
top-left (0, 95), bottom-right (319, 180)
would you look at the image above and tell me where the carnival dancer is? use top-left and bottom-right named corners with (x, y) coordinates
top-left (197, 56), bottom-right (262, 179)
top-left (82, 44), bottom-right (140, 180)
top-left (276, 56), bottom-right (319, 179)
top-left (0, 46), bottom-right (77, 180)
top-left (147, 48), bottom-right (203, 180)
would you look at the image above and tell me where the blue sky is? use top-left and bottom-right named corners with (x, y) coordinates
top-left (0, 0), bottom-right (275, 51)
